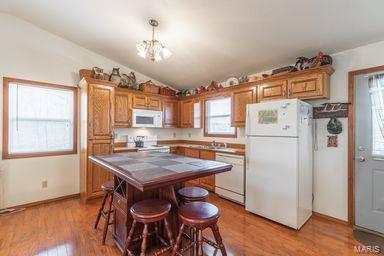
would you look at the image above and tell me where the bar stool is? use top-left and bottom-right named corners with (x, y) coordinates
top-left (177, 187), bottom-right (209, 243)
top-left (123, 199), bottom-right (174, 256)
top-left (172, 202), bottom-right (227, 256)
top-left (177, 187), bottom-right (209, 204)
top-left (94, 180), bottom-right (114, 245)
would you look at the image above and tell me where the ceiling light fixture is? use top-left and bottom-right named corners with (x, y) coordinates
top-left (137, 19), bottom-right (172, 62)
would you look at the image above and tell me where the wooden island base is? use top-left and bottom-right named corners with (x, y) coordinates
top-left (112, 176), bottom-right (183, 253)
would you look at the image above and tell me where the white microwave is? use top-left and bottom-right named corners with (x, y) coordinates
top-left (132, 109), bottom-right (163, 128)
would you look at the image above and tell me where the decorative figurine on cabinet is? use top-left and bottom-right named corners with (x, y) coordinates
top-left (109, 67), bottom-right (121, 84)
top-left (92, 67), bottom-right (104, 80)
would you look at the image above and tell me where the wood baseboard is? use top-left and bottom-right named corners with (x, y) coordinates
top-left (9, 193), bottom-right (80, 209)
top-left (313, 211), bottom-right (349, 225)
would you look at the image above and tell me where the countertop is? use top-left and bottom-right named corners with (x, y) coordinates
top-left (113, 143), bottom-right (245, 155)
top-left (89, 151), bottom-right (232, 191)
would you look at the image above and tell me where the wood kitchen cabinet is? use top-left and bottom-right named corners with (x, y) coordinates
top-left (132, 94), bottom-right (162, 110)
top-left (287, 73), bottom-right (330, 99)
top-left (114, 89), bottom-right (131, 127)
top-left (79, 77), bottom-right (115, 200)
top-left (163, 99), bottom-right (179, 128)
top-left (179, 99), bottom-right (193, 127)
top-left (184, 148), bottom-right (215, 191)
top-left (87, 140), bottom-right (113, 196)
top-left (258, 80), bottom-right (287, 102)
top-left (88, 84), bottom-right (114, 140)
top-left (231, 87), bottom-right (256, 127)
top-left (179, 99), bottom-right (202, 128)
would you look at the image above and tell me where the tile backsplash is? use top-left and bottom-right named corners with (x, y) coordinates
top-left (114, 127), bottom-right (246, 144)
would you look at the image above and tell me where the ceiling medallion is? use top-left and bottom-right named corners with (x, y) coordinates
top-left (137, 19), bottom-right (172, 62)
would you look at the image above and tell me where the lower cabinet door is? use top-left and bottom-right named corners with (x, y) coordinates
top-left (87, 139), bottom-right (113, 198)
top-left (113, 205), bottom-right (127, 250)
top-left (200, 175), bottom-right (215, 191)
top-left (186, 179), bottom-right (200, 187)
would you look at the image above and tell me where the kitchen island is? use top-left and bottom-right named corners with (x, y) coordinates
top-left (89, 151), bottom-right (232, 253)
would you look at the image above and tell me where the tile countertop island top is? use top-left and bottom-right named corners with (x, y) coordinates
top-left (89, 151), bottom-right (233, 191)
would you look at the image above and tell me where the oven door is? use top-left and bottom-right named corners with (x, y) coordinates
top-left (132, 109), bottom-right (163, 128)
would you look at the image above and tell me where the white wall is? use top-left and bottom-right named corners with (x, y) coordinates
top-left (0, 13), bottom-right (165, 208)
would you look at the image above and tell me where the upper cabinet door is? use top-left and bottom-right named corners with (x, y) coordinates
top-left (258, 80), bottom-right (287, 102)
top-left (231, 87), bottom-right (256, 127)
top-left (147, 96), bottom-right (162, 110)
top-left (89, 84), bottom-right (114, 140)
top-left (180, 100), bottom-right (193, 128)
top-left (163, 100), bottom-right (178, 128)
top-left (132, 94), bottom-right (147, 109)
top-left (114, 91), bottom-right (131, 127)
top-left (287, 73), bottom-right (329, 99)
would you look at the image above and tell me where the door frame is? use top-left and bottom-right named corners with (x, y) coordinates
top-left (348, 65), bottom-right (384, 226)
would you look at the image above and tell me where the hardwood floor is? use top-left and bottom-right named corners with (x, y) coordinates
top-left (0, 194), bottom-right (362, 256)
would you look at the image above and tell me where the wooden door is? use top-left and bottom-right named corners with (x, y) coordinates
top-left (114, 91), bottom-right (131, 127)
top-left (199, 150), bottom-right (216, 191)
top-left (88, 84), bottom-right (114, 140)
top-left (87, 140), bottom-right (113, 198)
top-left (147, 96), bottom-right (162, 110)
top-left (258, 80), bottom-right (287, 102)
top-left (132, 94), bottom-right (147, 109)
top-left (163, 100), bottom-right (178, 127)
top-left (180, 100), bottom-right (193, 127)
top-left (288, 73), bottom-right (328, 99)
top-left (231, 87), bottom-right (256, 127)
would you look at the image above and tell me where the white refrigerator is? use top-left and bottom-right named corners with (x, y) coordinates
top-left (245, 99), bottom-right (313, 229)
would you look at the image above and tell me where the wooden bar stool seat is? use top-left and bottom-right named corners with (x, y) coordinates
top-left (172, 202), bottom-right (227, 256)
top-left (123, 199), bottom-right (174, 256)
top-left (177, 187), bottom-right (209, 203)
top-left (94, 180), bottom-right (114, 245)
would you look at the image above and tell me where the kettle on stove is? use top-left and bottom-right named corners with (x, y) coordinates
top-left (134, 136), bottom-right (145, 148)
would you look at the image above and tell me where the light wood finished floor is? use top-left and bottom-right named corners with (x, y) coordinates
top-left (0, 194), bottom-right (362, 256)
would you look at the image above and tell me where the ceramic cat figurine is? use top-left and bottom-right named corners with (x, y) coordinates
top-left (92, 66), bottom-right (104, 80)
top-left (109, 68), bottom-right (121, 84)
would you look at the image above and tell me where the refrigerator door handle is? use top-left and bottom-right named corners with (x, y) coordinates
top-left (245, 107), bottom-right (250, 135)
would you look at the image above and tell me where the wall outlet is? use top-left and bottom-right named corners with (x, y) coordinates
top-left (188, 133), bottom-right (191, 138)
top-left (42, 180), bottom-right (48, 188)
top-left (173, 132), bottom-right (176, 138)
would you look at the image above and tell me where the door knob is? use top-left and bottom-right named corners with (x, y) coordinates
top-left (358, 156), bottom-right (366, 162)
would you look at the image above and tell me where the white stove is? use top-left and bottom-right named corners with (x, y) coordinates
top-left (137, 145), bottom-right (170, 153)
top-left (124, 135), bottom-right (170, 153)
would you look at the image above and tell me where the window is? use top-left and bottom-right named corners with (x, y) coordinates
top-left (204, 97), bottom-right (236, 137)
top-left (3, 78), bottom-right (78, 159)
top-left (369, 74), bottom-right (384, 157)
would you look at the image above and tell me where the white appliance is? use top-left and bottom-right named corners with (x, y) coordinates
top-left (126, 135), bottom-right (170, 153)
top-left (215, 153), bottom-right (245, 204)
top-left (132, 109), bottom-right (163, 128)
top-left (245, 99), bottom-right (313, 230)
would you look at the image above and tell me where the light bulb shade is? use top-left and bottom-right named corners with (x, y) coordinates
top-left (136, 42), bottom-right (147, 58)
top-left (161, 47), bottom-right (172, 59)
top-left (137, 40), bottom-right (171, 61)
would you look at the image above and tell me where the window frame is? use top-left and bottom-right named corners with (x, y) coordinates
top-left (2, 77), bottom-right (78, 159)
top-left (204, 95), bottom-right (237, 138)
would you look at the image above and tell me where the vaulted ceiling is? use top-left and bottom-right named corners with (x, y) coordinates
top-left (1, 0), bottom-right (384, 89)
